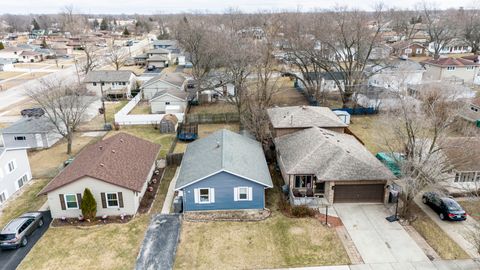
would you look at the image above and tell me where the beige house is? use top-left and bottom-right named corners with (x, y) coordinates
top-left (84, 70), bottom-right (137, 98)
top-left (421, 57), bottom-right (480, 85)
top-left (267, 106), bottom-right (348, 138)
top-left (40, 133), bottom-right (160, 219)
top-left (275, 127), bottom-right (395, 205)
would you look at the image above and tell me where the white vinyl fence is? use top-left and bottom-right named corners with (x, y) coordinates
top-left (114, 91), bottom-right (184, 126)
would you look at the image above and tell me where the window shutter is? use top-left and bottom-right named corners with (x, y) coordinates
top-left (194, 189), bottom-right (199, 204)
top-left (118, 192), bottom-right (124, 208)
top-left (210, 188), bottom-right (215, 203)
top-left (233, 187), bottom-right (238, 201)
top-left (59, 194), bottom-right (66, 210)
top-left (76, 193), bottom-right (82, 208)
top-left (101, 192), bottom-right (107, 208)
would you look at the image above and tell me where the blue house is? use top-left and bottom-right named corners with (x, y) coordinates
top-left (175, 129), bottom-right (273, 211)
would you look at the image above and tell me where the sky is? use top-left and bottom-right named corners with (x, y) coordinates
top-left (0, 0), bottom-right (474, 14)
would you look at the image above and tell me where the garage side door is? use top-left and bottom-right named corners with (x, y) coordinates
top-left (334, 184), bottom-right (385, 203)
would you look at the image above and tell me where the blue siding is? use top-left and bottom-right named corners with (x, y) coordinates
top-left (181, 171), bottom-right (266, 211)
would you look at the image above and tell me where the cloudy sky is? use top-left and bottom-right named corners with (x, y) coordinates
top-left (1, 0), bottom-right (473, 14)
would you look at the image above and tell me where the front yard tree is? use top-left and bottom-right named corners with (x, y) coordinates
top-left (100, 18), bottom-right (108, 31)
top-left (31, 18), bottom-right (40, 30)
top-left (27, 79), bottom-right (92, 154)
top-left (80, 188), bottom-right (97, 220)
top-left (380, 84), bottom-right (471, 219)
top-left (107, 44), bottom-right (128, 70)
top-left (81, 43), bottom-right (100, 74)
top-left (423, 4), bottom-right (458, 59)
top-left (122, 27), bottom-right (130, 36)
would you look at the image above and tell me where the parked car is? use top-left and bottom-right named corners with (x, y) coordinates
top-left (422, 192), bottom-right (467, 221)
top-left (20, 108), bottom-right (44, 117)
top-left (147, 65), bottom-right (156, 71)
top-left (0, 212), bottom-right (44, 250)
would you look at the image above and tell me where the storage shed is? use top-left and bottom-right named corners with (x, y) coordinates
top-left (159, 114), bottom-right (178, 134)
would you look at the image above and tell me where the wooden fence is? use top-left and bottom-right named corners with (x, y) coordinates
top-left (166, 153), bottom-right (184, 166)
top-left (186, 112), bottom-right (240, 124)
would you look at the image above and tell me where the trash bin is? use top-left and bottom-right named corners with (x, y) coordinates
top-left (173, 196), bottom-right (183, 213)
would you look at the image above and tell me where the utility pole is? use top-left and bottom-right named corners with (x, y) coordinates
top-left (73, 56), bottom-right (81, 84)
top-left (100, 80), bottom-right (107, 127)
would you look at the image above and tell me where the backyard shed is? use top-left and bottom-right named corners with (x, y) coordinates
top-left (159, 114), bottom-right (178, 133)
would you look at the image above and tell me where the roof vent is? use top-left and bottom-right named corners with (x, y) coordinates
top-left (100, 163), bottom-right (104, 167)
top-left (99, 146), bottom-right (103, 150)
top-left (120, 139), bottom-right (124, 143)
top-left (112, 150), bottom-right (116, 153)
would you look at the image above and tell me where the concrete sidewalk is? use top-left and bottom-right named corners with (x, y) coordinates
top-left (161, 167), bottom-right (179, 214)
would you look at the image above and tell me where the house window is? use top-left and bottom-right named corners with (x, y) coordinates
top-left (106, 192), bottom-right (119, 208)
top-left (471, 106), bottom-right (479, 112)
top-left (93, 82), bottom-right (97, 86)
top-left (16, 175), bottom-right (28, 190)
top-left (0, 191), bottom-right (7, 204)
top-left (101, 82), bottom-right (105, 86)
top-left (7, 160), bottom-right (15, 173)
top-left (416, 48), bottom-right (423, 54)
top-left (122, 82), bottom-right (126, 85)
top-left (405, 48), bottom-right (412, 54)
top-left (455, 172), bottom-right (477, 183)
top-left (466, 66), bottom-right (474, 71)
top-left (447, 66), bottom-right (456, 71)
top-left (199, 188), bottom-right (210, 203)
top-left (165, 102), bottom-right (170, 105)
top-left (14, 136), bottom-right (26, 141)
top-left (235, 187), bottom-right (252, 201)
top-left (295, 175), bottom-right (313, 188)
top-left (64, 194), bottom-right (78, 209)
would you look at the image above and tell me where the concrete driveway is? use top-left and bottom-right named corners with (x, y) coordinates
top-left (335, 204), bottom-right (430, 264)
top-left (135, 214), bottom-right (181, 270)
top-left (415, 198), bottom-right (480, 259)
top-left (0, 211), bottom-right (52, 270)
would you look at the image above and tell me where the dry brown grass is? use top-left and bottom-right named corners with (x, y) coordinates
top-left (458, 200), bottom-right (480, 222)
top-left (128, 101), bottom-right (150, 115)
top-left (411, 204), bottom-right (470, 260)
top-left (18, 72), bottom-right (50, 80)
top-left (0, 71), bottom-right (24, 79)
top-left (0, 178), bottom-right (50, 228)
top-left (188, 101), bottom-right (238, 114)
top-left (271, 77), bottom-right (309, 107)
top-left (347, 115), bottom-right (387, 154)
top-left (198, 123), bottom-right (240, 139)
top-left (28, 134), bottom-right (103, 178)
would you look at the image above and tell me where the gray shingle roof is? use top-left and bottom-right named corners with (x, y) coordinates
top-left (148, 48), bottom-right (170, 54)
top-left (84, 70), bottom-right (133, 83)
top-left (267, 106), bottom-right (347, 129)
top-left (151, 89), bottom-right (188, 101)
top-left (142, 72), bottom-right (187, 89)
top-left (152, 40), bottom-right (177, 47)
top-left (1, 117), bottom-right (57, 134)
top-left (275, 127), bottom-right (395, 181)
top-left (175, 129), bottom-right (273, 189)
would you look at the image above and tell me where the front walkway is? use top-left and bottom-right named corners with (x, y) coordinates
top-left (334, 204), bottom-right (430, 264)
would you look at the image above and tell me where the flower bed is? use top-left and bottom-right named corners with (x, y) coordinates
top-left (183, 209), bottom-right (271, 222)
top-left (52, 214), bottom-right (133, 227)
top-left (138, 168), bottom-right (164, 214)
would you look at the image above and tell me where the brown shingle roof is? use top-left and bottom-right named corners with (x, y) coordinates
top-left (421, 57), bottom-right (480, 67)
top-left (40, 133), bottom-right (160, 194)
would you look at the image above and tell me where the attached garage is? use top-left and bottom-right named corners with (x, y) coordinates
top-left (333, 184), bottom-right (385, 203)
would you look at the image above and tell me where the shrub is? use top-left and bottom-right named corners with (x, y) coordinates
top-left (291, 205), bottom-right (316, 218)
top-left (80, 188), bottom-right (97, 220)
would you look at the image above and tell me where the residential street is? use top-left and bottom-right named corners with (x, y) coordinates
top-left (135, 214), bottom-right (182, 270)
top-left (335, 204), bottom-right (430, 264)
top-left (415, 197), bottom-right (480, 259)
top-left (0, 211), bottom-right (52, 270)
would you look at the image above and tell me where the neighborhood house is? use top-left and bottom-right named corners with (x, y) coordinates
top-left (40, 133), bottom-right (160, 219)
top-left (175, 129), bottom-right (273, 211)
top-left (0, 147), bottom-right (32, 205)
top-left (1, 117), bottom-right (63, 150)
top-left (84, 70), bottom-right (137, 98)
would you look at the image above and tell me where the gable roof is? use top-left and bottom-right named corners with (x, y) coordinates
top-left (142, 72), bottom-right (187, 89)
top-left (1, 116), bottom-right (57, 134)
top-left (40, 133), bottom-right (160, 194)
top-left (267, 106), bottom-right (347, 129)
top-left (84, 70), bottom-right (134, 83)
top-left (147, 48), bottom-right (170, 54)
top-left (391, 40), bottom-right (426, 50)
top-left (175, 129), bottom-right (273, 189)
top-left (147, 55), bottom-right (169, 62)
top-left (151, 89), bottom-right (188, 101)
top-left (421, 57), bottom-right (480, 68)
top-left (275, 127), bottom-right (395, 181)
top-left (152, 40), bottom-right (177, 47)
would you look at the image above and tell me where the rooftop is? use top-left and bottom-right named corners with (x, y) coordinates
top-left (267, 106), bottom-right (347, 129)
top-left (275, 127), bottom-right (395, 181)
top-left (1, 116), bottom-right (57, 134)
top-left (40, 133), bottom-right (161, 194)
top-left (175, 129), bottom-right (273, 189)
top-left (83, 70), bottom-right (134, 83)
top-left (421, 57), bottom-right (480, 67)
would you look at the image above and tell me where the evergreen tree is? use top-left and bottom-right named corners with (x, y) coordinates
top-left (41, 38), bottom-right (48, 49)
top-left (0, 42), bottom-right (4, 50)
top-left (93, 19), bottom-right (99, 29)
top-left (122, 27), bottom-right (130, 36)
top-left (100, 18), bottom-right (108, 31)
top-left (80, 188), bottom-right (97, 220)
top-left (32, 19), bottom-right (40, 30)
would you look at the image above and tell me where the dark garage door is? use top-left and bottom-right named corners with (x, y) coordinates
top-left (334, 184), bottom-right (385, 203)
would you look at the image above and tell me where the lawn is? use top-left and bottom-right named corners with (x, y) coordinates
top-left (0, 71), bottom-right (24, 79)
top-left (271, 77), bottom-right (309, 107)
top-left (28, 134), bottom-right (103, 178)
top-left (198, 123), bottom-right (240, 139)
top-left (128, 101), bottom-right (150, 115)
top-left (78, 100), bottom-right (128, 131)
top-left (411, 203), bottom-right (470, 260)
top-left (347, 115), bottom-right (391, 154)
top-left (0, 178), bottom-right (50, 228)
top-left (188, 101), bottom-right (238, 114)
top-left (174, 169), bottom-right (350, 269)
top-left (106, 125), bottom-right (175, 158)
top-left (458, 199), bottom-right (480, 222)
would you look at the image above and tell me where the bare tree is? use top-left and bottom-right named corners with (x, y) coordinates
top-left (459, 7), bottom-right (480, 55)
top-left (107, 44), bottom-right (128, 70)
top-left (27, 80), bottom-right (93, 155)
top-left (80, 43), bottom-right (100, 74)
top-left (389, 8), bottom-right (423, 41)
top-left (379, 84), bottom-right (471, 219)
top-left (423, 4), bottom-right (458, 59)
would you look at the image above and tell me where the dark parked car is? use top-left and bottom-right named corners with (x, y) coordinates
top-left (20, 108), bottom-right (44, 118)
top-left (0, 212), bottom-right (44, 250)
top-left (422, 192), bottom-right (467, 221)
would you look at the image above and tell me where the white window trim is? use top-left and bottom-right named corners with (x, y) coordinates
top-left (0, 190), bottom-right (8, 204)
top-left (64, 194), bottom-right (79, 209)
top-left (16, 174), bottom-right (28, 190)
top-left (106, 192), bottom-right (120, 208)
top-left (6, 160), bottom-right (16, 174)
top-left (235, 187), bottom-right (252, 201)
top-left (194, 188), bottom-right (215, 204)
